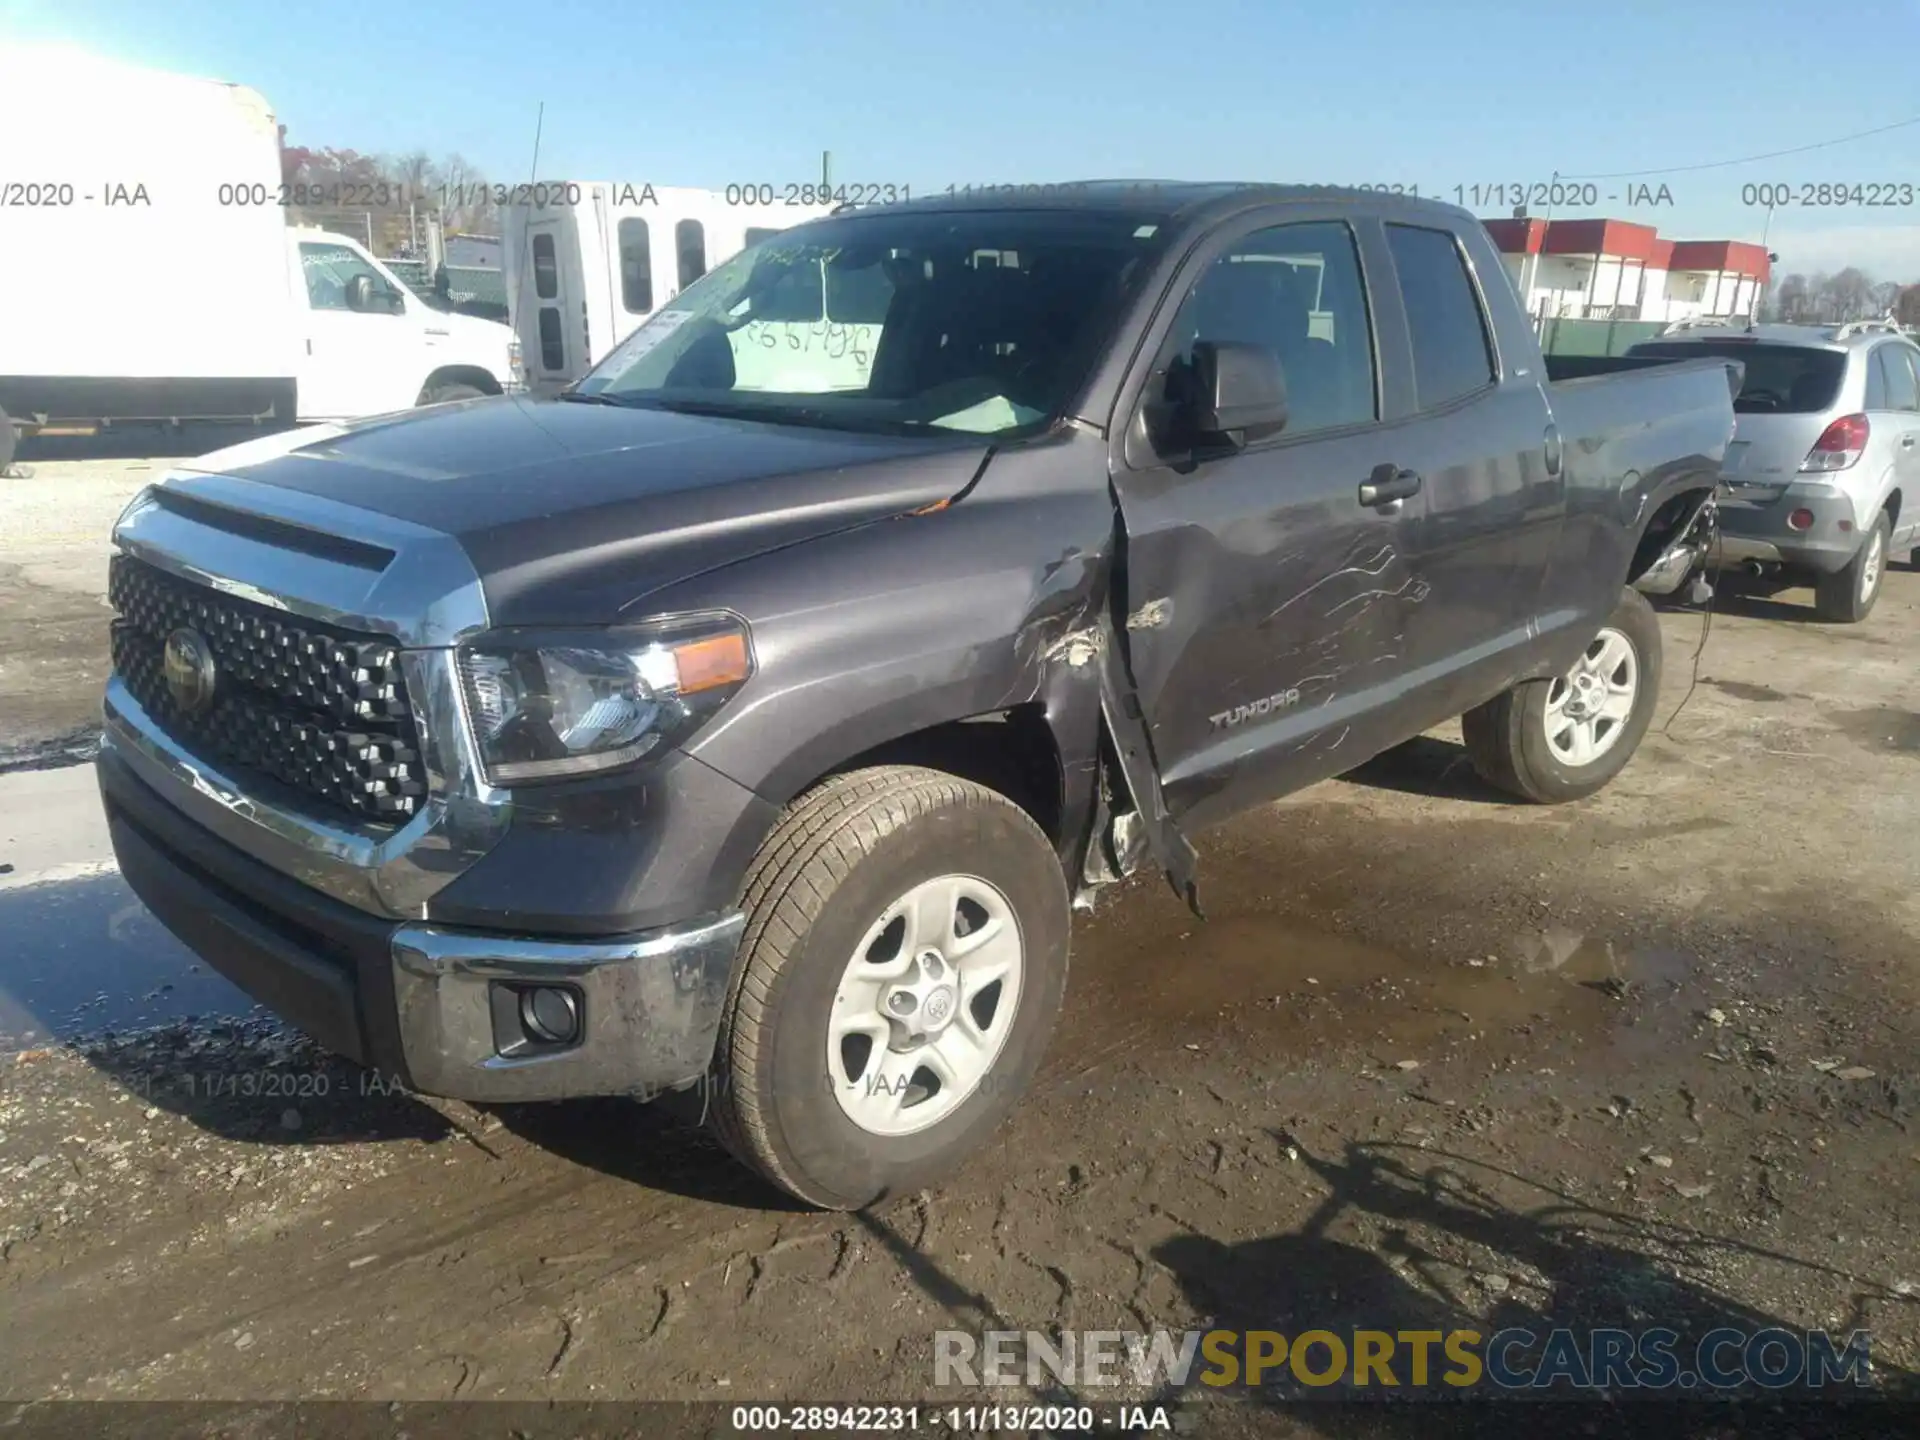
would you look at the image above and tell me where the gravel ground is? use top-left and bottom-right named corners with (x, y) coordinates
top-left (1, 454), bottom-right (1917, 1432)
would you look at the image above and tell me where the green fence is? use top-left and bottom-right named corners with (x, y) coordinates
top-left (1536, 317), bottom-right (1667, 356)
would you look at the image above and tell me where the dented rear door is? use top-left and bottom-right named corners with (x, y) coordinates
top-left (1103, 206), bottom-right (1426, 837)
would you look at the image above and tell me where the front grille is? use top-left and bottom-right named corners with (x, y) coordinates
top-left (108, 554), bottom-right (429, 823)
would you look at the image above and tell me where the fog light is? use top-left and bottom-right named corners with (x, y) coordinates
top-left (1787, 508), bottom-right (1815, 532)
top-left (520, 986), bottom-right (581, 1044)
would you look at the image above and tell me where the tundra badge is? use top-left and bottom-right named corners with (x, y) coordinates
top-left (1210, 689), bottom-right (1301, 730)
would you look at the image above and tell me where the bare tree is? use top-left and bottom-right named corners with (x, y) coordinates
top-left (385, 150), bottom-right (440, 208)
top-left (437, 153), bottom-right (496, 236)
top-left (1899, 285), bottom-right (1920, 329)
top-left (1771, 272), bottom-right (1809, 321)
top-left (1827, 267), bottom-right (1875, 321)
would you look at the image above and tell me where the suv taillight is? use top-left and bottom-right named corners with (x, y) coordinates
top-left (1800, 413), bottom-right (1869, 473)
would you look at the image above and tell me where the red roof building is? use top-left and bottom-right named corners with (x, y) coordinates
top-left (1481, 218), bottom-right (1771, 324)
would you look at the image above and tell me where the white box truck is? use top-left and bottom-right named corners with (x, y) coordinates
top-left (502, 184), bottom-right (888, 395)
top-left (0, 47), bottom-right (521, 462)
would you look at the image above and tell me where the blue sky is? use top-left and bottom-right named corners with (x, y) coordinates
top-left (6, 0), bottom-right (1919, 279)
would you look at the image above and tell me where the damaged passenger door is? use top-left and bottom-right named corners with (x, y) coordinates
top-left (1104, 208), bottom-right (1426, 845)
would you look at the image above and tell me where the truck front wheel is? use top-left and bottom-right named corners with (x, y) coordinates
top-left (1462, 586), bottom-right (1663, 804)
top-left (708, 766), bottom-right (1071, 1210)
top-left (418, 381), bottom-right (489, 406)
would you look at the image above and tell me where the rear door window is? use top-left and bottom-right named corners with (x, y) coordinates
top-left (1383, 223), bottom-right (1496, 410)
top-left (1627, 342), bottom-right (1846, 414)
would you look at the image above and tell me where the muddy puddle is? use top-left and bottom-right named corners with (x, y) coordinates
top-left (0, 870), bottom-right (254, 1050)
top-left (1826, 705), bottom-right (1920, 755)
top-left (0, 564), bottom-right (113, 768)
top-left (1048, 874), bottom-right (1703, 1090)
top-left (1702, 677), bottom-right (1790, 704)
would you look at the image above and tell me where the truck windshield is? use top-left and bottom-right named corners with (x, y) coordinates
top-left (1627, 341), bottom-right (1845, 415)
top-left (570, 209), bottom-right (1173, 437)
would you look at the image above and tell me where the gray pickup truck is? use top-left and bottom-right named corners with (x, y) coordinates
top-left (96, 184), bottom-right (1740, 1209)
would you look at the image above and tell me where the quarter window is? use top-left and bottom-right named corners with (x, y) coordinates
top-left (1865, 351), bottom-right (1890, 410)
top-left (1874, 345), bottom-right (1919, 412)
top-left (531, 232), bottom-right (558, 301)
top-left (537, 308), bottom-right (564, 372)
top-left (618, 219), bottom-right (653, 313)
top-left (676, 219), bottom-right (707, 289)
top-left (1385, 223), bottom-right (1497, 409)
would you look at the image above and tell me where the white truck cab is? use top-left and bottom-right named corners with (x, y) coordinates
top-left (287, 227), bottom-right (520, 420)
top-left (0, 48), bottom-right (520, 449)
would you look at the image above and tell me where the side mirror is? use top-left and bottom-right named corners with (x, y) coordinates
top-left (1191, 340), bottom-right (1289, 445)
top-left (346, 274), bottom-right (402, 314)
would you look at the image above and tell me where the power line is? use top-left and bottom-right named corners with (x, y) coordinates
top-left (1557, 113), bottom-right (1920, 180)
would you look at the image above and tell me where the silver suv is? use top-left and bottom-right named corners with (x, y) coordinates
top-left (1627, 319), bottom-right (1920, 622)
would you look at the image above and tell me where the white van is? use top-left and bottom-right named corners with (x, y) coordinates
top-left (0, 48), bottom-right (519, 450)
top-left (502, 184), bottom-right (860, 393)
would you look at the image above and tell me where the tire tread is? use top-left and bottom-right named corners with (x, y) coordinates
top-left (709, 765), bottom-right (1048, 1207)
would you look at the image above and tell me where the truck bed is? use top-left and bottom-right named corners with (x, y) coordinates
top-left (1544, 352), bottom-right (1744, 393)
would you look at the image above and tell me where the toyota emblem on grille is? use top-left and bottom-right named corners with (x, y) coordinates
top-left (162, 627), bottom-right (218, 715)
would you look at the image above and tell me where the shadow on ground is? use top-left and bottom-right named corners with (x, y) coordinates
top-left (842, 1137), bottom-right (1917, 1438)
top-left (1138, 1137), bottom-right (1917, 1435)
top-left (487, 1091), bottom-right (813, 1212)
top-left (1337, 736), bottom-right (1527, 806)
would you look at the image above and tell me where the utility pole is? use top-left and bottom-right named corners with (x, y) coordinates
top-left (822, 150), bottom-right (832, 190)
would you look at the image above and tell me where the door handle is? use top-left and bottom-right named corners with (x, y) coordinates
top-left (1902, 435), bottom-right (1916, 449)
top-left (1359, 465), bottom-right (1423, 507)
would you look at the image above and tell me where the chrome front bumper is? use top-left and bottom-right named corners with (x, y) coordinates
top-left (100, 740), bottom-right (745, 1101)
top-left (390, 915), bottom-right (745, 1102)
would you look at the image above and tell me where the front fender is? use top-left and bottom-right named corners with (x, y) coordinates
top-left (662, 437), bottom-right (1119, 811)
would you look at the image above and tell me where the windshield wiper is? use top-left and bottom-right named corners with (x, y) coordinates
top-left (626, 394), bottom-right (941, 436)
top-left (555, 389), bottom-right (633, 406)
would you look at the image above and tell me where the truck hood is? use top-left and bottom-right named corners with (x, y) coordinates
top-left (174, 397), bottom-right (990, 628)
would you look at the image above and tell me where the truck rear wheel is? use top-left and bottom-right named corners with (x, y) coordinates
top-left (1812, 511), bottom-right (1888, 624)
top-left (708, 766), bottom-right (1071, 1210)
top-left (1462, 586), bottom-right (1662, 804)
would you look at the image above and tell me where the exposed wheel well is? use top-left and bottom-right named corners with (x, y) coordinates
top-left (417, 366), bottom-right (503, 401)
top-left (1885, 488), bottom-right (1902, 529)
top-left (1628, 485), bottom-right (1715, 585)
top-left (818, 705), bottom-right (1065, 846)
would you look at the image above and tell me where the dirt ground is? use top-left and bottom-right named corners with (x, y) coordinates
top-left (2, 454), bottom-right (1919, 1432)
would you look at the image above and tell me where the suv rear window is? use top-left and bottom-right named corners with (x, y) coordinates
top-left (1627, 341), bottom-right (1846, 414)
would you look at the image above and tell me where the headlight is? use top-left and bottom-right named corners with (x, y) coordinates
top-left (457, 615), bottom-right (753, 784)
